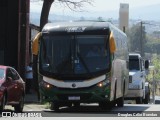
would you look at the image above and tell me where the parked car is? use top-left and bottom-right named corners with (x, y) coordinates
top-left (0, 65), bottom-right (25, 112)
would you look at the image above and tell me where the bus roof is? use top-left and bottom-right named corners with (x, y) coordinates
top-left (42, 21), bottom-right (125, 35)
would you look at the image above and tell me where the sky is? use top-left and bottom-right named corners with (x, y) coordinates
top-left (30, 0), bottom-right (160, 20)
top-left (89, 0), bottom-right (160, 11)
top-left (30, 0), bottom-right (160, 12)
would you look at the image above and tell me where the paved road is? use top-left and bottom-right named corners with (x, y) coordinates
top-left (1, 103), bottom-right (160, 117)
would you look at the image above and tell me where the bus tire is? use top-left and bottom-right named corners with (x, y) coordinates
top-left (136, 97), bottom-right (143, 104)
top-left (99, 102), bottom-right (112, 110)
top-left (50, 102), bottom-right (59, 111)
top-left (113, 82), bottom-right (117, 107)
top-left (117, 97), bottom-right (124, 107)
top-left (117, 82), bottom-right (125, 107)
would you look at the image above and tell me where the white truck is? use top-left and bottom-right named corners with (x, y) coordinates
top-left (125, 53), bottom-right (149, 104)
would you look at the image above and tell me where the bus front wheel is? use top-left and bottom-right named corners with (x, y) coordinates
top-left (50, 102), bottom-right (59, 111)
top-left (99, 102), bottom-right (113, 110)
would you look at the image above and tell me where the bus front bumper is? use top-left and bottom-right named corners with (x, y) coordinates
top-left (39, 81), bottom-right (111, 103)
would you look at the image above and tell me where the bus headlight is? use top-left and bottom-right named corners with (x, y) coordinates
top-left (40, 81), bottom-right (53, 89)
top-left (97, 79), bottom-right (110, 87)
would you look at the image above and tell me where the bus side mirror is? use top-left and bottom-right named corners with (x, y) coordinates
top-left (109, 32), bottom-right (116, 54)
top-left (32, 32), bottom-right (41, 55)
top-left (145, 60), bottom-right (149, 69)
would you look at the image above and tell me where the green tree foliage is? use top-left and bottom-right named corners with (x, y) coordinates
top-left (145, 35), bottom-right (160, 54)
top-left (127, 23), bottom-right (146, 56)
top-left (147, 55), bottom-right (160, 79)
top-left (151, 55), bottom-right (160, 80)
top-left (146, 55), bottom-right (160, 93)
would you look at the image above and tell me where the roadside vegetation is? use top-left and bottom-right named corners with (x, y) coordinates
top-left (127, 23), bottom-right (160, 96)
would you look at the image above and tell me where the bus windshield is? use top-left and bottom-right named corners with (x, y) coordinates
top-left (39, 35), bottom-right (110, 78)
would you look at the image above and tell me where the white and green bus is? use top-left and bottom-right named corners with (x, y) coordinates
top-left (32, 21), bottom-right (129, 111)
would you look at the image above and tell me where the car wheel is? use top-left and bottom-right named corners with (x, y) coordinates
top-left (136, 97), bottom-right (143, 104)
top-left (0, 94), bottom-right (6, 111)
top-left (14, 95), bottom-right (24, 112)
top-left (144, 93), bottom-right (149, 104)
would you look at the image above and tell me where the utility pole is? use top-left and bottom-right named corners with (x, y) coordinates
top-left (139, 21), bottom-right (160, 57)
top-left (18, 0), bottom-right (30, 79)
top-left (153, 69), bottom-right (155, 104)
top-left (140, 21), bottom-right (144, 57)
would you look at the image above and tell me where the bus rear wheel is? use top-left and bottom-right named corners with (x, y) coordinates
top-left (117, 83), bottom-right (125, 107)
top-left (136, 97), bottom-right (143, 104)
top-left (117, 96), bottom-right (124, 107)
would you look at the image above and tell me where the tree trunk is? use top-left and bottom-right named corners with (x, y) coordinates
top-left (40, 0), bottom-right (54, 31)
top-left (33, 0), bottom-right (54, 101)
top-left (32, 55), bottom-right (40, 101)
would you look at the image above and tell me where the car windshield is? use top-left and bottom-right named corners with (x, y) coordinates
top-left (0, 68), bottom-right (5, 79)
top-left (129, 59), bottom-right (140, 70)
top-left (39, 35), bottom-right (110, 77)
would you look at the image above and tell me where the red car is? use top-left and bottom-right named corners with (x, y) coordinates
top-left (0, 65), bottom-right (25, 112)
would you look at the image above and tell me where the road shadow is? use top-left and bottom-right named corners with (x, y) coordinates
top-left (155, 100), bottom-right (160, 104)
top-left (42, 104), bottom-right (150, 117)
top-left (0, 109), bottom-right (15, 117)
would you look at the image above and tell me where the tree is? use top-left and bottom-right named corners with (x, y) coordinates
top-left (145, 35), bottom-right (160, 54)
top-left (127, 23), bottom-right (146, 56)
top-left (97, 17), bottom-right (103, 22)
top-left (151, 55), bottom-right (160, 81)
top-left (40, 0), bottom-right (94, 30)
top-left (146, 54), bottom-right (160, 95)
top-left (40, 0), bottom-right (54, 31)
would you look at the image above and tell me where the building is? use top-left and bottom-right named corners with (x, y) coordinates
top-left (0, 0), bottom-right (30, 79)
top-left (119, 3), bottom-right (129, 32)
